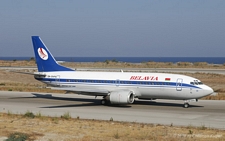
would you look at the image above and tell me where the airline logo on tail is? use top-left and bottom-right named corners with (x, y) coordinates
top-left (38, 48), bottom-right (48, 60)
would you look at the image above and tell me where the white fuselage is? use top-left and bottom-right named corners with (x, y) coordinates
top-left (35, 71), bottom-right (213, 100)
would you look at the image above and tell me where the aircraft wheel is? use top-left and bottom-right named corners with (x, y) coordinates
top-left (101, 99), bottom-right (106, 105)
top-left (183, 103), bottom-right (189, 108)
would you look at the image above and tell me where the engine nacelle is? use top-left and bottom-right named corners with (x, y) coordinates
top-left (109, 91), bottom-right (135, 104)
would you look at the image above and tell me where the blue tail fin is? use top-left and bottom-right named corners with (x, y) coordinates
top-left (31, 36), bottom-right (74, 72)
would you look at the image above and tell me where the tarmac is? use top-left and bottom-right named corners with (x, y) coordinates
top-left (0, 91), bottom-right (225, 130)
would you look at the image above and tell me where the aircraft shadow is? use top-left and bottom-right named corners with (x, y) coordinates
top-left (9, 93), bottom-right (203, 108)
top-left (41, 103), bottom-right (131, 108)
top-left (10, 93), bottom-right (99, 103)
top-left (134, 100), bottom-right (203, 108)
top-left (17, 93), bottom-right (131, 108)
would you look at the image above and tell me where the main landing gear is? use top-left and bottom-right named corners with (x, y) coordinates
top-left (101, 99), bottom-right (107, 105)
top-left (101, 96), bottom-right (109, 105)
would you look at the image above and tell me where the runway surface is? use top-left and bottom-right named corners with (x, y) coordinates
top-left (0, 91), bottom-right (225, 130)
top-left (1, 66), bottom-right (225, 75)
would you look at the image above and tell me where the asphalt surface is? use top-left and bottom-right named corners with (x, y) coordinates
top-left (1, 66), bottom-right (225, 74)
top-left (0, 91), bottom-right (225, 130)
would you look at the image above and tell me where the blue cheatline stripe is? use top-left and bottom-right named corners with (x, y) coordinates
top-left (36, 78), bottom-right (201, 89)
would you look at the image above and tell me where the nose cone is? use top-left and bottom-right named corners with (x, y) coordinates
top-left (203, 85), bottom-right (214, 96)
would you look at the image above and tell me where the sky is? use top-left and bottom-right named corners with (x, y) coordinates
top-left (0, 0), bottom-right (225, 57)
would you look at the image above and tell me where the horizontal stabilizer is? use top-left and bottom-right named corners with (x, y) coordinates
top-left (9, 71), bottom-right (46, 77)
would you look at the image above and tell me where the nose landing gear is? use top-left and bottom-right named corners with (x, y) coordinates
top-left (183, 99), bottom-right (198, 108)
top-left (183, 102), bottom-right (189, 108)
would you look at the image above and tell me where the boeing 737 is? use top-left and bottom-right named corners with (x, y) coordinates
top-left (31, 36), bottom-right (214, 108)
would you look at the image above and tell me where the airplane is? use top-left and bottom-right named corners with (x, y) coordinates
top-left (31, 36), bottom-right (214, 108)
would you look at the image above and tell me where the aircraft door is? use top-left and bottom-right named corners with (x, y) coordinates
top-left (176, 78), bottom-right (183, 91)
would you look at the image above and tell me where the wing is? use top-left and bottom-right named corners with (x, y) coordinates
top-left (50, 87), bottom-right (109, 96)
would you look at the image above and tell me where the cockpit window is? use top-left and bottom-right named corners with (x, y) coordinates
top-left (194, 80), bottom-right (198, 85)
top-left (190, 80), bottom-right (203, 85)
top-left (198, 81), bottom-right (203, 85)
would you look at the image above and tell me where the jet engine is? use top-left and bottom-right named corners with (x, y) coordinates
top-left (109, 90), bottom-right (135, 104)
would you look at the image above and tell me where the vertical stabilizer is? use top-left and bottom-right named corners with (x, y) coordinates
top-left (31, 36), bottom-right (74, 72)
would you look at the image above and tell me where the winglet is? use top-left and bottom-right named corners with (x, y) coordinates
top-left (31, 36), bottom-right (74, 72)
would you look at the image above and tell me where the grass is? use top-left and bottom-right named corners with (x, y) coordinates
top-left (24, 111), bottom-right (35, 118)
top-left (0, 112), bottom-right (225, 141)
top-left (60, 111), bottom-right (71, 120)
top-left (35, 111), bottom-right (42, 118)
top-left (113, 130), bottom-right (120, 139)
top-left (5, 132), bottom-right (29, 141)
top-left (7, 110), bottom-right (12, 116)
top-left (110, 117), bottom-right (114, 121)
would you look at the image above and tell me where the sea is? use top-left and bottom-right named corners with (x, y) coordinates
top-left (1, 57), bottom-right (225, 64)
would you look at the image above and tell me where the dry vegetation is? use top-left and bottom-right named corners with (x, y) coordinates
top-left (0, 112), bottom-right (225, 141)
top-left (1, 60), bottom-right (225, 140)
top-left (0, 60), bottom-right (35, 67)
top-left (50, 61), bottom-right (225, 69)
top-left (1, 59), bottom-right (225, 69)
